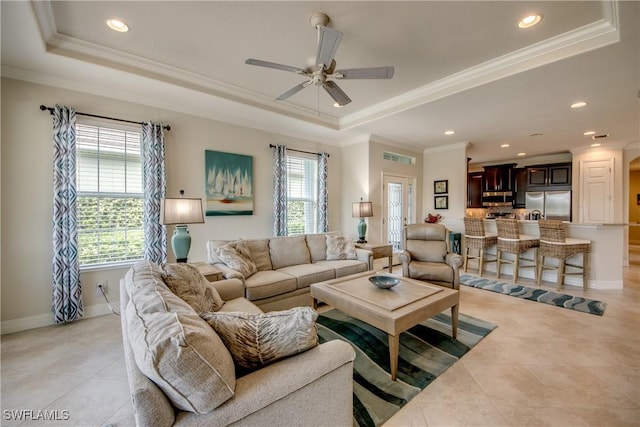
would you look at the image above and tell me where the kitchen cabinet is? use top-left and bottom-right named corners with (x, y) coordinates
top-left (483, 164), bottom-right (516, 192)
top-left (527, 163), bottom-right (572, 189)
top-left (467, 172), bottom-right (484, 208)
top-left (512, 168), bottom-right (528, 208)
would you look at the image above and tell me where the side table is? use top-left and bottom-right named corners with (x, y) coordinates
top-left (355, 242), bottom-right (394, 272)
top-left (191, 261), bottom-right (223, 282)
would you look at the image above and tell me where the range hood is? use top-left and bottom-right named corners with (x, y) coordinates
top-left (482, 191), bottom-right (513, 207)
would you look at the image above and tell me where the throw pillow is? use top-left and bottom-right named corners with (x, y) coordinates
top-left (326, 235), bottom-right (358, 260)
top-left (200, 307), bottom-right (319, 370)
top-left (215, 240), bottom-right (258, 279)
top-left (162, 263), bottom-right (224, 312)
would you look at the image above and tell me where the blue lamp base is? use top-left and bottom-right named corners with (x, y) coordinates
top-left (357, 218), bottom-right (367, 243)
top-left (172, 225), bottom-right (191, 263)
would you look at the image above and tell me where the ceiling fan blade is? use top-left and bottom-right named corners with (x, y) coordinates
top-left (276, 81), bottom-right (311, 100)
top-left (323, 81), bottom-right (351, 106)
top-left (245, 59), bottom-right (306, 74)
top-left (316, 26), bottom-right (343, 69)
top-left (335, 66), bottom-right (395, 79)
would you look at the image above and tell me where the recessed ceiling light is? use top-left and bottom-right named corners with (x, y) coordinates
top-left (106, 18), bottom-right (129, 33)
top-left (518, 14), bottom-right (542, 29)
top-left (591, 143), bottom-right (601, 147)
top-left (444, 130), bottom-right (455, 135)
top-left (571, 101), bottom-right (587, 109)
top-left (583, 131), bottom-right (596, 136)
top-left (500, 144), bottom-right (510, 148)
top-left (517, 152), bottom-right (526, 156)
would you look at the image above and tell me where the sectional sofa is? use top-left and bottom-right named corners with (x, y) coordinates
top-left (120, 260), bottom-right (355, 427)
top-left (206, 232), bottom-right (373, 311)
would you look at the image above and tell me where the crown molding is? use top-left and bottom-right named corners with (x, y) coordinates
top-left (339, 1), bottom-right (620, 130)
top-left (423, 141), bottom-right (470, 155)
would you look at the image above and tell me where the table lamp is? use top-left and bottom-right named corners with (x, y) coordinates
top-left (352, 198), bottom-right (373, 243)
top-left (160, 191), bottom-right (204, 262)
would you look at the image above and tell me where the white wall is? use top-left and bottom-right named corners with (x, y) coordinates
top-left (0, 77), bottom-right (344, 332)
top-left (340, 141), bottom-right (370, 240)
top-left (423, 142), bottom-right (469, 233)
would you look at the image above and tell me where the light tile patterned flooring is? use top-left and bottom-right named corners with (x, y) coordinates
top-left (2, 249), bottom-right (639, 427)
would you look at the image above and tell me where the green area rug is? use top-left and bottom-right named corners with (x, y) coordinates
top-left (317, 309), bottom-right (496, 427)
top-left (460, 274), bottom-right (606, 316)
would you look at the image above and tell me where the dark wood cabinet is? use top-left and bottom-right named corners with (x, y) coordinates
top-left (467, 172), bottom-right (484, 208)
top-left (513, 168), bottom-right (528, 208)
top-left (527, 162), bottom-right (572, 190)
top-left (483, 164), bottom-right (516, 192)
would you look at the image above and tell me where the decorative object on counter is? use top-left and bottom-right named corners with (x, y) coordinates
top-left (160, 190), bottom-right (205, 262)
top-left (460, 275), bottom-right (605, 316)
top-left (352, 198), bottom-right (373, 243)
top-left (317, 309), bottom-right (497, 427)
top-left (495, 218), bottom-right (539, 282)
top-left (537, 220), bottom-right (591, 290)
top-left (463, 217), bottom-right (497, 276)
top-left (434, 179), bottom-right (448, 194)
top-left (424, 213), bottom-right (442, 223)
top-left (434, 195), bottom-right (448, 210)
top-left (205, 150), bottom-right (254, 216)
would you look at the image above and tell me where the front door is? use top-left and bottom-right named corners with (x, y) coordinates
top-left (382, 174), bottom-right (415, 251)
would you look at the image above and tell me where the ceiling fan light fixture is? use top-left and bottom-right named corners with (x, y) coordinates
top-left (106, 18), bottom-right (129, 33)
top-left (518, 14), bottom-right (542, 29)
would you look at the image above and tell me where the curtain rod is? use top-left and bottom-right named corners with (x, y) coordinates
top-left (39, 105), bottom-right (171, 131)
top-left (269, 144), bottom-right (329, 158)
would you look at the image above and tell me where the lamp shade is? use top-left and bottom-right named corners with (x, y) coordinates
top-left (352, 201), bottom-right (373, 218)
top-left (160, 198), bottom-right (205, 225)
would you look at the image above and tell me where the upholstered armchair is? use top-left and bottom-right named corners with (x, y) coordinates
top-left (398, 223), bottom-right (464, 289)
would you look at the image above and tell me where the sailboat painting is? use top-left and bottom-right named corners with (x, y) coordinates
top-left (205, 150), bottom-right (253, 216)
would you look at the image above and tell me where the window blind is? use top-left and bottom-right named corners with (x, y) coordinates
top-left (286, 154), bottom-right (318, 235)
top-left (76, 122), bottom-right (145, 267)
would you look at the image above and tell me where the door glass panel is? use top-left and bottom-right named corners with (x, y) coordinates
top-left (387, 182), bottom-right (403, 251)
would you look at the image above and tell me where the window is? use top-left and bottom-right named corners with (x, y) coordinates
top-left (76, 121), bottom-right (144, 267)
top-left (286, 154), bottom-right (318, 235)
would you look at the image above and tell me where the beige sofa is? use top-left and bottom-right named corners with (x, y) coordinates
top-left (120, 260), bottom-right (355, 427)
top-left (207, 232), bottom-right (373, 311)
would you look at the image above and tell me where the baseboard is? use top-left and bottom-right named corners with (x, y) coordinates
top-left (1, 302), bottom-right (120, 335)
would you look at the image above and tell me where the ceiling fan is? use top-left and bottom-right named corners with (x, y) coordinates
top-left (245, 12), bottom-right (394, 107)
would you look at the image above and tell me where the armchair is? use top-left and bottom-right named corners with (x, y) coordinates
top-left (398, 223), bottom-right (464, 289)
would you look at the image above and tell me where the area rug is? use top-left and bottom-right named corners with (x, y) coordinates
top-left (459, 274), bottom-right (606, 316)
top-left (316, 309), bottom-right (497, 427)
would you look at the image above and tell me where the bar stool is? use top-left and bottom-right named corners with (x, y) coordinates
top-left (463, 217), bottom-right (497, 276)
top-left (537, 220), bottom-right (591, 290)
top-left (495, 218), bottom-right (539, 282)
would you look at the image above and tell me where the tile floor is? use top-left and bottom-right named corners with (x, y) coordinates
top-left (2, 249), bottom-right (639, 427)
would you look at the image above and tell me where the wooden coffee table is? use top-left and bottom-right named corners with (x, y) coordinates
top-left (311, 271), bottom-right (459, 381)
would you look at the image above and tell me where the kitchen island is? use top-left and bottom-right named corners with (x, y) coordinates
top-left (464, 220), bottom-right (625, 289)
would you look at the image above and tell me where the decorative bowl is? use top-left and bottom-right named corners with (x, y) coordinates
top-left (369, 275), bottom-right (400, 289)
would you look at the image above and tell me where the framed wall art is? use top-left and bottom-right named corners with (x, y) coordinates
top-left (205, 150), bottom-right (253, 216)
top-left (434, 195), bottom-right (448, 210)
top-left (434, 180), bottom-right (448, 194)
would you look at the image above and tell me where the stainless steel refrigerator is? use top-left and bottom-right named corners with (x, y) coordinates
top-left (525, 191), bottom-right (571, 221)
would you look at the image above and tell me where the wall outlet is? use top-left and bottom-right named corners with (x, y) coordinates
top-left (96, 281), bottom-right (108, 296)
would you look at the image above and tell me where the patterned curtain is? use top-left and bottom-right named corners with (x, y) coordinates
top-left (272, 145), bottom-right (288, 236)
top-left (142, 122), bottom-right (167, 264)
top-left (52, 105), bottom-right (83, 323)
top-left (317, 152), bottom-right (329, 232)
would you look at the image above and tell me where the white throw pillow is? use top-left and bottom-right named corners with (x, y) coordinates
top-left (200, 307), bottom-right (319, 371)
top-left (326, 235), bottom-right (358, 260)
top-left (215, 240), bottom-right (258, 278)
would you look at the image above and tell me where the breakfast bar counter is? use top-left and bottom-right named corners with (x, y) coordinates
top-left (475, 220), bottom-right (625, 289)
